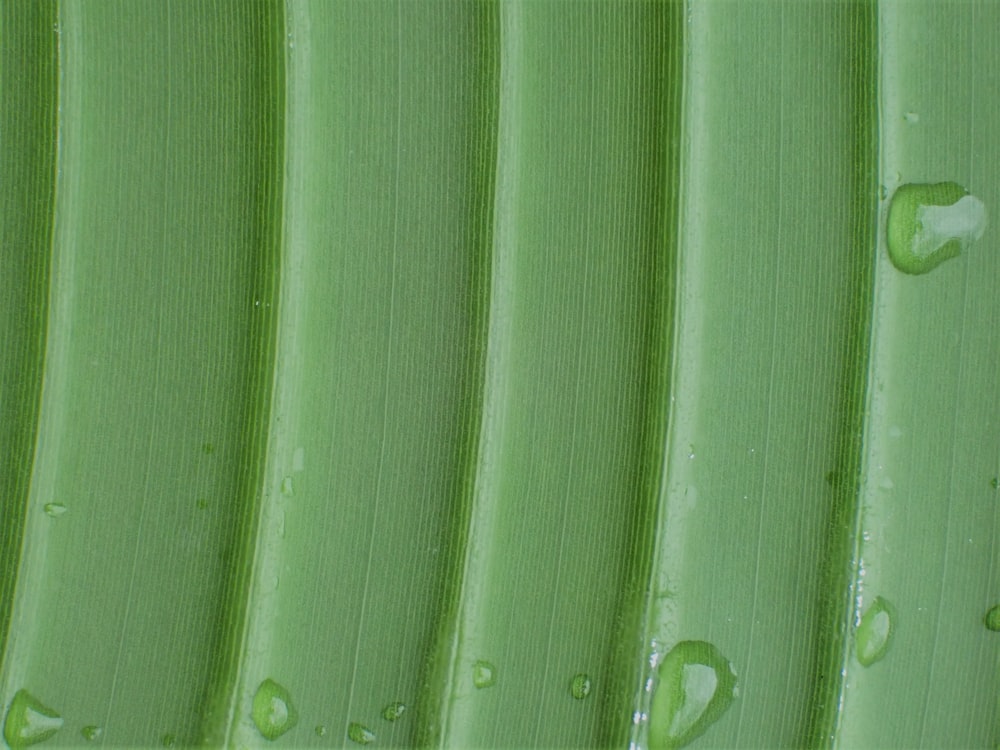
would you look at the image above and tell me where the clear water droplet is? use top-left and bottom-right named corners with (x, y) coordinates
top-left (161, 733), bottom-right (176, 747)
top-left (382, 702), bottom-right (406, 721)
top-left (991, 477), bottom-right (999, 490)
top-left (570, 673), bottom-right (591, 699)
top-left (347, 722), bottom-right (375, 745)
top-left (43, 503), bottom-right (67, 518)
top-left (196, 497), bottom-right (208, 510)
top-left (280, 476), bottom-right (293, 496)
top-left (903, 111), bottom-right (920, 124)
top-left (984, 604), bottom-right (1000, 631)
top-left (473, 660), bottom-right (497, 689)
top-left (251, 678), bottom-right (298, 740)
top-left (2, 689), bottom-right (63, 748)
top-left (81, 725), bottom-right (102, 741)
top-left (314, 724), bottom-right (327, 737)
top-left (879, 184), bottom-right (889, 200)
top-left (202, 442), bottom-right (215, 455)
top-left (887, 182), bottom-right (987, 274)
top-left (855, 596), bottom-right (896, 666)
top-left (648, 641), bottom-right (737, 750)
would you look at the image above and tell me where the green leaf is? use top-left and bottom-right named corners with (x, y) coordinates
top-left (2, 2), bottom-right (1000, 749)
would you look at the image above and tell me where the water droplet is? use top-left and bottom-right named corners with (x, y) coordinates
top-left (888, 425), bottom-right (902, 439)
top-left (991, 477), bottom-right (999, 490)
top-left (347, 722), bottom-right (375, 745)
top-left (878, 476), bottom-right (894, 491)
top-left (251, 678), bottom-right (298, 740)
top-left (473, 660), bottom-right (497, 689)
top-left (879, 184), bottom-right (889, 200)
top-left (161, 734), bottom-right (176, 747)
top-left (855, 596), bottom-right (896, 667)
top-left (648, 641), bottom-right (737, 750)
top-left (382, 702), bottom-right (406, 721)
top-left (984, 604), bottom-right (1000, 631)
top-left (314, 725), bottom-right (327, 737)
top-left (887, 182), bottom-right (987, 274)
top-left (903, 111), bottom-right (920, 124)
top-left (570, 673), bottom-right (591, 699)
top-left (280, 476), bottom-right (293, 496)
top-left (43, 503), bottom-right (67, 518)
top-left (81, 725), bottom-right (102, 741)
top-left (196, 497), bottom-right (208, 510)
top-left (202, 442), bottom-right (215, 455)
top-left (2, 689), bottom-right (63, 748)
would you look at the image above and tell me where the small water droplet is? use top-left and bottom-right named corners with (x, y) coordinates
top-left (161, 733), bottom-right (176, 747)
top-left (43, 503), bottom-right (67, 518)
top-left (570, 673), bottom-right (591, 699)
top-left (991, 477), bottom-right (999, 490)
top-left (81, 725), bottom-right (102, 741)
top-left (887, 182), bottom-right (987, 274)
top-left (855, 596), bottom-right (896, 667)
top-left (2, 689), bottom-right (63, 748)
top-left (251, 678), bottom-right (298, 740)
top-left (984, 604), bottom-right (1000, 631)
top-left (347, 722), bottom-right (375, 745)
top-left (382, 702), bottom-right (406, 721)
top-left (903, 111), bottom-right (920, 124)
top-left (280, 476), bottom-right (293, 496)
top-left (473, 660), bottom-right (497, 689)
top-left (314, 725), bottom-right (327, 737)
top-left (879, 184), bottom-right (889, 200)
top-left (196, 498), bottom-right (208, 510)
top-left (648, 641), bottom-right (737, 750)
top-left (202, 442), bottom-right (215, 455)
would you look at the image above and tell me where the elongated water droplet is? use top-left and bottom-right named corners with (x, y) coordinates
top-left (856, 596), bottom-right (896, 666)
top-left (984, 604), bottom-right (1000, 631)
top-left (991, 477), bottom-right (999, 490)
top-left (161, 733), bottom-right (176, 747)
top-left (887, 182), bottom-right (987, 274)
top-left (3, 690), bottom-right (63, 748)
top-left (81, 725), bottom-right (102, 741)
top-left (570, 673), bottom-right (591, 699)
top-left (251, 678), bottom-right (298, 740)
top-left (648, 641), bottom-right (737, 750)
top-left (43, 503), bottom-right (66, 518)
top-left (314, 724), bottom-right (327, 737)
top-left (280, 476), bottom-right (293, 496)
top-left (473, 660), bottom-right (496, 689)
top-left (347, 722), bottom-right (375, 745)
top-left (382, 701), bottom-right (406, 721)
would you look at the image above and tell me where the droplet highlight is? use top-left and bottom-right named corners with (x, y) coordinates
top-left (570, 673), bottom-right (591, 700)
top-left (3, 689), bottom-right (63, 748)
top-left (648, 641), bottom-right (737, 750)
top-left (347, 722), bottom-right (375, 745)
top-left (251, 678), bottom-right (298, 740)
top-left (382, 702), bottom-right (406, 721)
top-left (81, 725), bottom-right (102, 741)
top-left (473, 660), bottom-right (497, 689)
top-left (856, 596), bottom-right (896, 667)
top-left (887, 182), bottom-right (987, 274)
top-left (42, 503), bottom-right (67, 518)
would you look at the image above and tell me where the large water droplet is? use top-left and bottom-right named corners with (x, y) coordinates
top-left (347, 722), bottom-right (375, 745)
top-left (856, 596), bottom-right (896, 666)
top-left (648, 641), bottom-right (737, 750)
top-left (570, 673), bottom-right (591, 700)
top-left (887, 182), bottom-right (987, 274)
top-left (251, 678), bottom-right (298, 740)
top-left (984, 604), bottom-right (1000, 631)
top-left (42, 503), bottom-right (67, 518)
top-left (382, 701), bottom-right (406, 721)
top-left (473, 660), bottom-right (496, 689)
top-left (3, 689), bottom-right (63, 748)
top-left (81, 725), bottom-right (102, 741)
